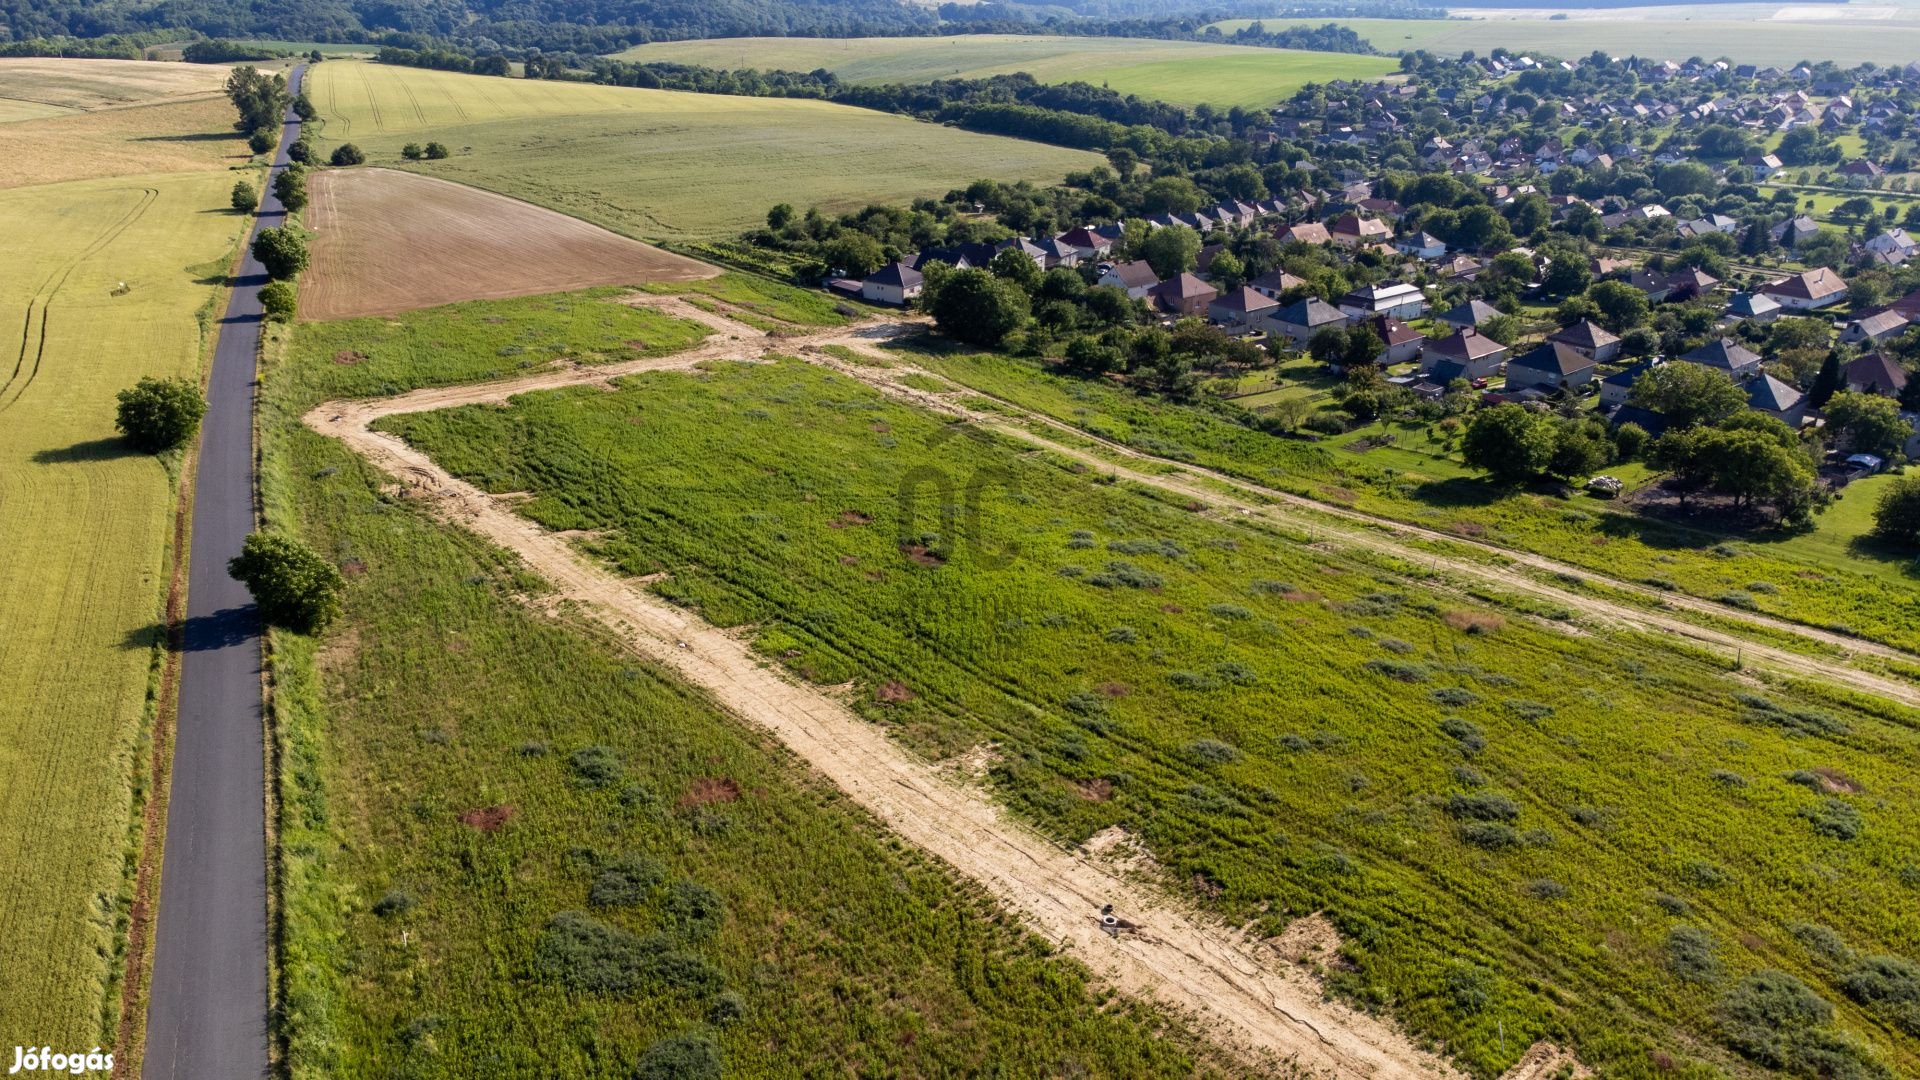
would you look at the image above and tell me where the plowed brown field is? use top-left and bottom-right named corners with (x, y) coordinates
top-left (301, 168), bottom-right (717, 320)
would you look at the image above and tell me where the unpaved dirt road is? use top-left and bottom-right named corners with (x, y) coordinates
top-left (303, 299), bottom-right (1906, 1076)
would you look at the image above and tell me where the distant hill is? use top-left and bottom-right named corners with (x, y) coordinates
top-left (0, 0), bottom-right (941, 52)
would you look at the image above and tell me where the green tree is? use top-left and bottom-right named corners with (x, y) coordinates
top-left (1209, 250), bottom-right (1245, 290)
top-left (1307, 327), bottom-right (1349, 366)
top-left (1628, 363), bottom-right (1747, 428)
top-left (423, 142), bottom-right (450, 160)
top-left (401, 142), bottom-right (424, 161)
top-left (929, 268), bottom-right (1029, 348)
top-left (252, 226), bottom-right (309, 280)
top-left (1588, 280), bottom-right (1651, 333)
top-left (766, 203), bottom-right (794, 230)
top-left (260, 279), bottom-right (297, 322)
top-left (228, 532), bottom-right (345, 632)
top-left (1139, 176), bottom-right (1204, 215)
top-left (115, 376), bottom-right (208, 453)
top-left (1824, 391), bottom-right (1909, 457)
top-left (1871, 475), bottom-right (1920, 547)
top-left (1139, 225), bottom-right (1202, 279)
top-left (1463, 403), bottom-right (1557, 481)
top-left (1540, 253), bottom-right (1592, 297)
top-left (822, 233), bottom-right (885, 278)
top-left (1794, 229), bottom-right (1849, 271)
top-left (1549, 417), bottom-right (1616, 478)
top-left (247, 129), bottom-right (275, 155)
top-left (230, 180), bottom-right (258, 213)
top-left (329, 142), bottom-right (365, 166)
top-left (1808, 352), bottom-right (1844, 409)
top-left (987, 247), bottom-right (1040, 291)
top-left (1655, 161), bottom-right (1717, 200)
top-left (273, 166), bottom-right (308, 216)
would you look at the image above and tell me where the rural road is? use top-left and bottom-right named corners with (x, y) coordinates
top-left (143, 64), bottom-right (303, 1080)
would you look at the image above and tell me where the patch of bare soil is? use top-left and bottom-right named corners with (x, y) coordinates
top-left (458, 805), bottom-right (516, 832)
top-left (875, 679), bottom-right (915, 704)
top-left (301, 169), bottom-right (718, 320)
top-left (1270, 912), bottom-right (1343, 967)
top-left (677, 777), bottom-right (741, 808)
top-left (1497, 1042), bottom-right (1593, 1080)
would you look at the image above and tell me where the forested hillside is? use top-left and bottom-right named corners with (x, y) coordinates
top-left (0, 0), bottom-right (939, 51)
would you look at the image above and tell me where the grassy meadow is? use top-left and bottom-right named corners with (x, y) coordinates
top-left (352, 297), bottom-right (1920, 1075)
top-left (893, 347), bottom-right (1920, 655)
top-left (302, 60), bottom-right (1103, 242)
top-left (0, 171), bottom-right (253, 1050)
top-left (615, 34), bottom-right (1401, 109)
top-left (259, 295), bottom-right (1213, 1078)
top-left (1209, 15), bottom-right (1920, 68)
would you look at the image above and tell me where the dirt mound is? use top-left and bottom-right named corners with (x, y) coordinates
top-left (677, 776), bottom-right (740, 808)
top-left (301, 169), bottom-right (718, 320)
top-left (458, 805), bottom-right (516, 831)
top-left (875, 680), bottom-right (915, 703)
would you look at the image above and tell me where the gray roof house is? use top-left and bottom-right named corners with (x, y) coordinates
top-left (1505, 343), bottom-right (1599, 393)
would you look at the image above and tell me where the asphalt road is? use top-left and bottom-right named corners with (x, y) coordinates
top-left (143, 65), bottom-right (303, 1080)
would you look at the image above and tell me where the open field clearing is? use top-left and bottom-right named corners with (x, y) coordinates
top-left (0, 96), bottom-right (247, 188)
top-left (295, 292), bottom-right (1920, 1077)
top-left (1211, 15), bottom-right (1920, 67)
top-left (0, 58), bottom-right (229, 120)
top-left (0, 170), bottom-right (251, 1051)
top-left (259, 305), bottom-right (1222, 1079)
top-left (615, 35), bottom-right (1401, 109)
top-left (303, 169), bottom-right (718, 320)
top-left (302, 60), bottom-right (1103, 242)
top-left (897, 348), bottom-right (1920, 655)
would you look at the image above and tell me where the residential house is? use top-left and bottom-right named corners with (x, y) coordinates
top-left (1056, 226), bottom-right (1113, 261)
top-left (997, 237), bottom-right (1048, 269)
top-left (1865, 229), bottom-right (1919, 263)
top-left (1724, 292), bottom-right (1781, 325)
top-left (1842, 309), bottom-right (1911, 345)
top-left (1098, 261), bottom-right (1160, 299)
top-left (1329, 213), bottom-right (1394, 247)
top-left (1746, 373), bottom-right (1809, 427)
top-left (1845, 352), bottom-right (1910, 397)
top-left (1367, 316), bottom-right (1425, 364)
top-left (1505, 342), bottom-right (1599, 394)
top-left (1396, 231), bottom-right (1448, 259)
top-left (1839, 158), bottom-right (1884, 179)
top-left (1149, 273), bottom-right (1218, 316)
top-left (1601, 359), bottom-right (1661, 409)
top-left (1262, 296), bottom-right (1349, 347)
top-left (1630, 268), bottom-right (1676, 304)
top-left (1439, 299), bottom-right (1504, 330)
top-left (1275, 221), bottom-right (1332, 245)
top-left (1547, 319), bottom-right (1623, 363)
top-left (860, 262), bottom-right (923, 306)
top-left (1421, 327), bottom-right (1509, 380)
top-left (1248, 269), bottom-right (1308, 300)
top-left (1759, 267), bottom-right (1847, 310)
top-left (1666, 267), bottom-right (1722, 302)
top-left (1678, 336), bottom-right (1764, 376)
top-left (1337, 281), bottom-right (1428, 320)
top-left (1207, 286), bottom-right (1279, 334)
top-left (1743, 152), bottom-right (1784, 178)
top-left (1676, 214), bottom-right (1739, 239)
top-left (1769, 215), bottom-right (1822, 248)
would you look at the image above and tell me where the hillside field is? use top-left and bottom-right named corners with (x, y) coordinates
top-left (0, 170), bottom-right (252, 1051)
top-left (257, 289), bottom-right (1215, 1078)
top-left (0, 57), bottom-right (230, 121)
top-left (615, 34), bottom-right (1401, 109)
top-left (1210, 15), bottom-right (1920, 68)
top-left (303, 60), bottom-right (1104, 242)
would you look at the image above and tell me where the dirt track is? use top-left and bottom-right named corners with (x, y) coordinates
top-left (301, 169), bottom-right (717, 320)
top-left (304, 300), bottom-right (1913, 1075)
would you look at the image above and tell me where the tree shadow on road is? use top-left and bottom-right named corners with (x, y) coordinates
top-left (122, 608), bottom-right (258, 653)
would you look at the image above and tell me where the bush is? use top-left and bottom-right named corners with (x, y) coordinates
top-left (532, 912), bottom-right (722, 997)
top-left (569, 746), bottom-right (624, 788)
top-left (401, 142), bottom-right (424, 160)
top-left (1431, 687), bottom-right (1480, 707)
top-left (1871, 475), bottom-right (1920, 548)
top-left (1439, 717), bottom-right (1485, 755)
top-left (1446, 792), bottom-right (1520, 822)
top-left (588, 854), bottom-right (665, 908)
top-left (329, 142), bottom-right (365, 166)
top-left (260, 279), bottom-right (297, 322)
top-left (1186, 739), bottom-right (1242, 765)
top-left (115, 375), bottom-right (207, 452)
top-left (1364, 658), bottom-right (1430, 682)
top-left (1718, 970), bottom-right (1884, 1077)
top-left (1839, 955), bottom-right (1920, 1034)
top-left (247, 128), bottom-right (275, 154)
top-left (371, 890), bottom-right (415, 917)
top-left (663, 881), bottom-right (727, 943)
top-left (226, 531), bottom-right (344, 632)
top-left (1460, 821), bottom-right (1521, 849)
top-left (230, 179), bottom-right (258, 212)
top-left (634, 1032), bottom-right (722, 1080)
top-left (1667, 925), bottom-right (1723, 983)
top-left (1800, 797), bottom-right (1862, 840)
top-left (424, 141), bottom-right (450, 159)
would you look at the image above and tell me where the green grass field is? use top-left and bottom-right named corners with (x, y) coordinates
top-left (258, 294), bottom-right (1213, 1078)
top-left (894, 347), bottom-right (1920, 653)
top-left (302, 60), bottom-right (1103, 242)
top-left (614, 34), bottom-right (1400, 109)
top-left (365, 328), bottom-right (1920, 1076)
top-left (0, 171), bottom-right (252, 1050)
top-left (1207, 15), bottom-right (1920, 68)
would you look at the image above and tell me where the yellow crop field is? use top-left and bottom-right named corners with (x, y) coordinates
top-left (0, 171), bottom-right (250, 1048)
top-left (303, 60), bottom-right (1103, 241)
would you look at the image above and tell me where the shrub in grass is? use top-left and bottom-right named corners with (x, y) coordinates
top-left (1167, 670), bottom-right (1220, 690)
top-left (514, 740), bottom-right (548, 757)
top-left (1451, 766), bottom-right (1485, 787)
top-left (1710, 770), bottom-right (1748, 788)
top-left (707, 991), bottom-right (746, 1027)
top-left (569, 746), bottom-right (624, 788)
top-left (1104, 626), bottom-right (1138, 643)
top-left (371, 890), bottom-right (415, 918)
top-left (1186, 739), bottom-right (1241, 765)
top-left (1364, 658), bottom-right (1429, 682)
top-left (1086, 560), bottom-right (1162, 589)
top-left (1445, 964), bottom-right (1493, 1015)
top-left (1524, 878), bottom-right (1568, 899)
top-left (588, 854), bottom-right (666, 908)
top-left (1740, 697), bottom-right (1850, 738)
top-left (1343, 592), bottom-right (1403, 617)
top-left (1504, 700), bottom-right (1553, 721)
top-left (1380, 638), bottom-right (1415, 654)
top-left (1800, 798), bottom-right (1862, 841)
top-left (1839, 955), bottom-right (1920, 1035)
top-left (1215, 662), bottom-right (1257, 685)
top-left (533, 912), bottom-right (722, 997)
top-left (1460, 822), bottom-right (1521, 849)
top-left (1667, 926), bottom-right (1723, 984)
top-left (1791, 923), bottom-right (1853, 965)
top-left (1447, 792), bottom-right (1520, 822)
top-left (1680, 860), bottom-right (1727, 887)
top-left (1653, 893), bottom-right (1691, 917)
top-left (635, 1032), bottom-right (722, 1080)
top-left (1430, 687), bottom-right (1480, 707)
top-left (1717, 970), bottom-right (1882, 1077)
top-left (1439, 717), bottom-right (1485, 755)
top-left (1249, 579), bottom-right (1294, 595)
top-left (1207, 603), bottom-right (1252, 621)
top-left (664, 881), bottom-right (727, 944)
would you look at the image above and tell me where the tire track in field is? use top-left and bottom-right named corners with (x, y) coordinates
top-left (356, 62), bottom-right (385, 132)
top-left (396, 73), bottom-right (428, 126)
top-left (0, 186), bottom-right (155, 414)
top-left (324, 66), bottom-right (350, 136)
